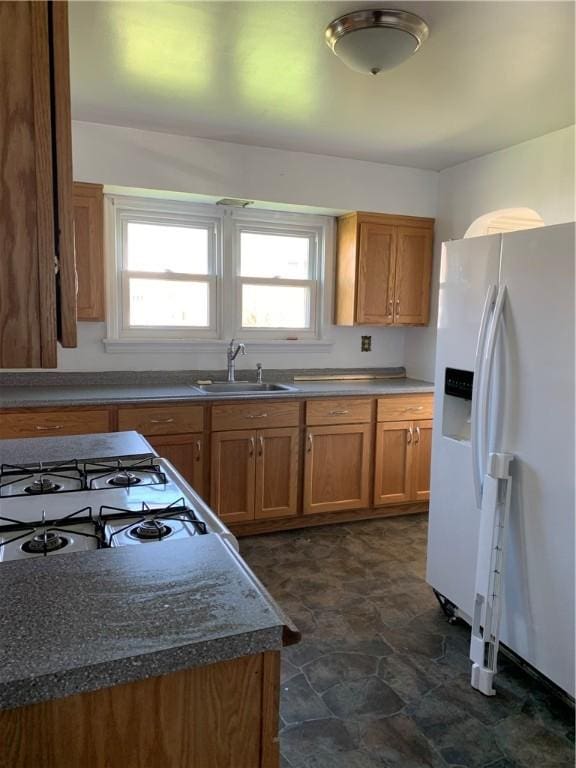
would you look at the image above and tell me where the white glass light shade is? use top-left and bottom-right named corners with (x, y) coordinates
top-left (325, 9), bottom-right (429, 76)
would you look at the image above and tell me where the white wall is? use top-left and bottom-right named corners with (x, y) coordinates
top-left (54, 121), bottom-right (438, 372)
top-left (404, 125), bottom-right (576, 381)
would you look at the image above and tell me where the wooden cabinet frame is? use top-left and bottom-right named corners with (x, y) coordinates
top-left (148, 433), bottom-right (206, 500)
top-left (73, 182), bottom-right (105, 321)
top-left (211, 427), bottom-right (300, 523)
top-left (303, 423), bottom-right (372, 515)
top-left (335, 212), bottom-right (434, 328)
top-left (0, 1), bottom-right (76, 368)
top-left (374, 418), bottom-right (433, 506)
top-left (0, 394), bottom-right (433, 534)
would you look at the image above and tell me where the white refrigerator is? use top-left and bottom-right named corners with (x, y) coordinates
top-left (427, 222), bottom-right (575, 697)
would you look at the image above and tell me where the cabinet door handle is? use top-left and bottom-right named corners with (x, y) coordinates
top-left (388, 299), bottom-right (393, 317)
top-left (415, 427), bottom-right (421, 444)
top-left (195, 440), bottom-right (202, 462)
top-left (249, 437), bottom-right (255, 457)
top-left (396, 298), bottom-right (400, 314)
top-left (307, 433), bottom-right (313, 452)
top-left (35, 424), bottom-right (63, 431)
top-left (407, 427), bottom-right (413, 444)
top-left (150, 417), bottom-right (175, 424)
top-left (329, 410), bottom-right (349, 416)
top-left (258, 435), bottom-right (264, 457)
top-left (246, 413), bottom-right (268, 420)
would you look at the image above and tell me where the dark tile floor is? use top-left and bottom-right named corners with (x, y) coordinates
top-left (241, 514), bottom-right (575, 768)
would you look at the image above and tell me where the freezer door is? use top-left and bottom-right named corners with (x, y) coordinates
top-left (496, 222), bottom-right (575, 695)
top-left (427, 234), bottom-right (501, 613)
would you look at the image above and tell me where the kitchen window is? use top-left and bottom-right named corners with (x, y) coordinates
top-left (232, 217), bottom-right (323, 339)
top-left (109, 200), bottom-right (222, 341)
top-left (105, 197), bottom-right (330, 349)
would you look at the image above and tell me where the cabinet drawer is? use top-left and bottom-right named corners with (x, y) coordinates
top-left (377, 394), bottom-right (434, 422)
top-left (211, 401), bottom-right (299, 431)
top-left (306, 398), bottom-right (372, 425)
top-left (118, 405), bottom-right (204, 436)
top-left (0, 409), bottom-right (110, 439)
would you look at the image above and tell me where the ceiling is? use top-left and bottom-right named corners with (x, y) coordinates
top-left (69, 1), bottom-right (575, 171)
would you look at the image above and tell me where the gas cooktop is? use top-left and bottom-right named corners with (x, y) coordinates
top-left (0, 456), bottom-right (235, 563)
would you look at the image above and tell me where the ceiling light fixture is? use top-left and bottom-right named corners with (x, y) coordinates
top-left (325, 9), bottom-right (429, 76)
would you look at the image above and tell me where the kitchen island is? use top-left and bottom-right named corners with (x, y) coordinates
top-left (0, 434), bottom-right (298, 768)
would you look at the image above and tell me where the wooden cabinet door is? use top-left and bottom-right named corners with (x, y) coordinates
top-left (0, 1), bottom-right (75, 367)
top-left (412, 420), bottom-right (433, 501)
top-left (356, 223), bottom-right (396, 325)
top-left (211, 431), bottom-right (256, 523)
top-left (255, 428), bottom-right (299, 520)
top-left (374, 421), bottom-right (413, 506)
top-left (303, 424), bottom-right (371, 515)
top-left (148, 433), bottom-right (205, 500)
top-left (73, 182), bottom-right (104, 321)
top-left (393, 226), bottom-right (433, 325)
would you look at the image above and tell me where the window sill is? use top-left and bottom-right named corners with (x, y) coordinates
top-left (103, 338), bottom-right (335, 354)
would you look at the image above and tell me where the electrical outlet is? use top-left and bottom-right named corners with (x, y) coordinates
top-left (361, 335), bottom-right (372, 352)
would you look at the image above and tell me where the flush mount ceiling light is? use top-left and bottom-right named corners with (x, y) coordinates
top-left (325, 8), bottom-right (429, 75)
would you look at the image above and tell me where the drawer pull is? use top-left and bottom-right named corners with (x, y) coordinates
top-left (149, 418), bottom-right (175, 424)
top-left (245, 413), bottom-right (268, 419)
top-left (34, 424), bottom-right (64, 432)
top-left (328, 410), bottom-right (349, 416)
top-left (400, 406), bottom-right (423, 412)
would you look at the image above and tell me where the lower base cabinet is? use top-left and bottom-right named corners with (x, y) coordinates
top-left (148, 433), bottom-right (205, 500)
top-left (303, 424), bottom-right (372, 514)
top-left (374, 419), bottom-right (432, 506)
top-left (0, 652), bottom-right (280, 768)
top-left (211, 428), bottom-right (299, 524)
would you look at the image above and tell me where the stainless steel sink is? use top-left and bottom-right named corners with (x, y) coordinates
top-left (196, 382), bottom-right (297, 394)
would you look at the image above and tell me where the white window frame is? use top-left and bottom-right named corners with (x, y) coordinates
top-left (230, 208), bottom-right (326, 341)
top-left (106, 196), bottom-right (223, 342)
top-left (104, 196), bottom-right (334, 351)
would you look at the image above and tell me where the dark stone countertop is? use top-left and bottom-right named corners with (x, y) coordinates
top-left (0, 535), bottom-right (297, 711)
top-left (0, 374), bottom-right (434, 409)
top-left (0, 431), bottom-right (155, 467)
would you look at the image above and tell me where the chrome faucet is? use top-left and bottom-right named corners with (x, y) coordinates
top-left (227, 339), bottom-right (246, 382)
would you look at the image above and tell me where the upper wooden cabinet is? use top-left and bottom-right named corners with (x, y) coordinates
top-left (73, 182), bottom-right (105, 321)
top-left (335, 212), bottom-right (434, 327)
top-left (0, 1), bottom-right (76, 368)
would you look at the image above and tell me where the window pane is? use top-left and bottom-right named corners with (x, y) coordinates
top-left (240, 232), bottom-right (310, 278)
top-left (242, 284), bottom-right (310, 329)
top-left (129, 279), bottom-right (209, 327)
top-left (127, 222), bottom-right (209, 274)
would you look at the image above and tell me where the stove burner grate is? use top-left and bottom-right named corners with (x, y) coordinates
top-left (0, 506), bottom-right (101, 558)
top-left (87, 458), bottom-right (166, 490)
top-left (99, 498), bottom-right (208, 547)
top-left (0, 460), bottom-right (85, 498)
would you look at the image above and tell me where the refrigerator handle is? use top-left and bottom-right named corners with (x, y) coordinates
top-left (477, 284), bottom-right (507, 500)
top-left (471, 284), bottom-right (498, 508)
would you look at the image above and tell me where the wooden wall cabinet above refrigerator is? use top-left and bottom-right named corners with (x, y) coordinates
top-left (335, 212), bottom-right (434, 327)
top-left (0, 1), bottom-right (76, 368)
